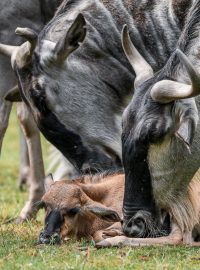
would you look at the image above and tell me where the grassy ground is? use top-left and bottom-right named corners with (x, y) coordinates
top-left (0, 108), bottom-right (200, 270)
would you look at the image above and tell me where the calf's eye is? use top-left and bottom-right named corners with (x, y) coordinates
top-left (67, 207), bottom-right (80, 217)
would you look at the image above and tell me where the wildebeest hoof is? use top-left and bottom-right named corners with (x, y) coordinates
top-left (14, 216), bottom-right (27, 224)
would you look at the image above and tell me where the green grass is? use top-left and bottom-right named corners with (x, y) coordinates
top-left (0, 108), bottom-right (200, 270)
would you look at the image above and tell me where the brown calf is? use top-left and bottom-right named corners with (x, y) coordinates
top-left (39, 172), bottom-right (200, 246)
top-left (39, 173), bottom-right (124, 244)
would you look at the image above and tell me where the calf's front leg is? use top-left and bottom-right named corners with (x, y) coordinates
top-left (96, 222), bottom-right (183, 247)
top-left (93, 222), bottom-right (123, 242)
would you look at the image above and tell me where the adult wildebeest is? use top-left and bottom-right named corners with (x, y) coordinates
top-left (0, 0), bottom-right (62, 221)
top-left (0, 0), bottom-right (192, 177)
top-left (119, 0), bottom-right (200, 245)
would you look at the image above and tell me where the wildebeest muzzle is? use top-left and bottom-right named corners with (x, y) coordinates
top-left (39, 209), bottom-right (63, 244)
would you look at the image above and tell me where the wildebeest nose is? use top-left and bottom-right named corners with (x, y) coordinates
top-left (122, 216), bottom-right (145, 237)
top-left (38, 231), bottom-right (60, 244)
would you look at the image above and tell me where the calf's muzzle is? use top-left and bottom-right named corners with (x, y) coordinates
top-left (39, 209), bottom-right (63, 244)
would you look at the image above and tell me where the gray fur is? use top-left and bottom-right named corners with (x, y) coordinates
top-left (23, 0), bottom-right (190, 169)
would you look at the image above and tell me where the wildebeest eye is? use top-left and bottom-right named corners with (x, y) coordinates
top-left (67, 207), bottom-right (80, 217)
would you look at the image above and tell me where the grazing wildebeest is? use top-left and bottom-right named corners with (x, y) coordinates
top-left (0, 0), bottom-right (193, 177)
top-left (0, 0), bottom-right (61, 221)
top-left (118, 0), bottom-right (200, 245)
top-left (39, 173), bottom-right (124, 244)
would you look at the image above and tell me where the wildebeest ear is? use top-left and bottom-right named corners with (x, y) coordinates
top-left (176, 118), bottom-right (196, 152)
top-left (54, 13), bottom-right (86, 63)
top-left (44, 174), bottom-right (54, 192)
top-left (4, 85), bottom-right (22, 102)
top-left (175, 99), bottom-right (198, 152)
top-left (86, 204), bottom-right (122, 222)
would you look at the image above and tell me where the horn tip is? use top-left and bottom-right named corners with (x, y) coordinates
top-left (121, 25), bottom-right (129, 45)
top-left (15, 27), bottom-right (23, 35)
top-left (122, 24), bottom-right (127, 31)
top-left (122, 24), bottom-right (128, 36)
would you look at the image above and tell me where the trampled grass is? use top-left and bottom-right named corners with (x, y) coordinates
top-left (0, 107), bottom-right (200, 270)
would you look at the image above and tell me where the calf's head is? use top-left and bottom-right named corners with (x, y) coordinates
top-left (39, 177), bottom-right (121, 244)
top-left (121, 26), bottom-right (199, 237)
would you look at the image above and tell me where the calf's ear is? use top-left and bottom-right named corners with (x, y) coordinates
top-left (86, 203), bottom-right (121, 222)
top-left (54, 13), bottom-right (86, 63)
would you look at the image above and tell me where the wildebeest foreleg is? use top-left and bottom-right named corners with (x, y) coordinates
top-left (0, 100), bottom-right (12, 153)
top-left (96, 222), bottom-right (183, 247)
top-left (16, 103), bottom-right (45, 222)
top-left (18, 126), bottom-right (30, 190)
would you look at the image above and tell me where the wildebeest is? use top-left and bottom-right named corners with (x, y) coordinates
top-left (0, 0), bottom-right (61, 221)
top-left (0, 0), bottom-right (194, 219)
top-left (120, 0), bottom-right (200, 245)
top-left (39, 173), bottom-right (124, 244)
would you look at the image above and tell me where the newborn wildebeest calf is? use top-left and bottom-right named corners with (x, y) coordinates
top-left (39, 173), bottom-right (124, 244)
top-left (39, 171), bottom-right (200, 246)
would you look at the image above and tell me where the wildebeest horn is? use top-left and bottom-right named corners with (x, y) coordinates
top-left (15, 27), bottom-right (37, 53)
top-left (0, 41), bottom-right (33, 69)
top-left (121, 25), bottom-right (153, 88)
top-left (0, 28), bottom-right (37, 69)
top-left (151, 49), bottom-right (200, 103)
top-left (0, 43), bottom-right (21, 68)
top-left (0, 44), bottom-right (18, 57)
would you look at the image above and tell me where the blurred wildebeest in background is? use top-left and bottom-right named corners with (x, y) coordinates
top-left (120, 0), bottom-right (200, 245)
top-left (0, 0), bottom-right (62, 222)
